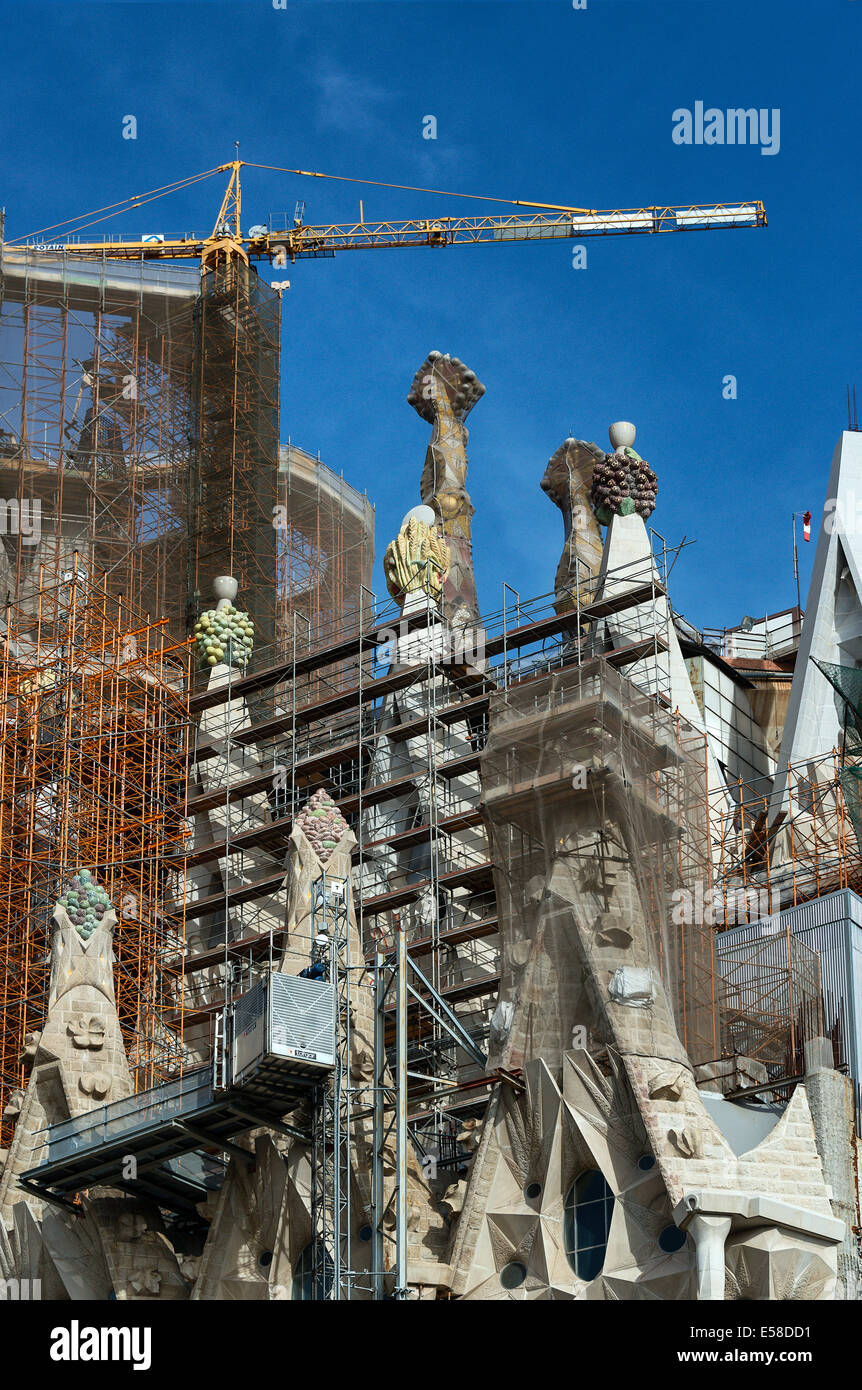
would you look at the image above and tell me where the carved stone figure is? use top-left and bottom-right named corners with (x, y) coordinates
top-left (68, 1015), bottom-right (106, 1050)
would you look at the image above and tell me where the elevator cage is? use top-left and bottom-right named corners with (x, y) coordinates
top-left (231, 972), bottom-right (337, 1087)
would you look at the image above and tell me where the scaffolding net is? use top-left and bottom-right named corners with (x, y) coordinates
top-left (0, 564), bottom-right (191, 1149)
top-left (0, 247), bottom-right (199, 643)
top-left (0, 251), bottom-right (373, 680)
top-left (478, 656), bottom-right (719, 1075)
top-left (277, 443), bottom-right (375, 656)
top-left (190, 263), bottom-right (280, 654)
top-left (814, 659), bottom-right (862, 750)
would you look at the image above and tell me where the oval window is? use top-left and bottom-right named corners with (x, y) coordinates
top-left (563, 1169), bottom-right (615, 1281)
top-left (291, 1244), bottom-right (333, 1300)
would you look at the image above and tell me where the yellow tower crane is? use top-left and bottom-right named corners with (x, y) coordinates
top-left (6, 158), bottom-right (766, 270)
top-left (0, 156), bottom-right (767, 655)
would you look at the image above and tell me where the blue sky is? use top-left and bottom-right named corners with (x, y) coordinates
top-left (1, 0), bottom-right (859, 629)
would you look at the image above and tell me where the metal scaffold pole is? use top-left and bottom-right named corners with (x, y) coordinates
top-left (394, 917), bottom-right (408, 1299)
top-left (310, 871), bottom-right (351, 1299)
top-left (372, 948), bottom-right (388, 1299)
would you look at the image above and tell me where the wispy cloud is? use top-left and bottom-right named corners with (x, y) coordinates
top-left (311, 56), bottom-right (393, 136)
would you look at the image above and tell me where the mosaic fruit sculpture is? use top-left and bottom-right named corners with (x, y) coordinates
top-left (295, 787), bottom-right (349, 864)
top-left (193, 603), bottom-right (255, 669)
top-left (56, 870), bottom-right (113, 941)
top-left (589, 446), bottom-right (658, 524)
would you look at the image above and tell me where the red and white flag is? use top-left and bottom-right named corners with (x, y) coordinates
top-left (803, 510), bottom-right (811, 542)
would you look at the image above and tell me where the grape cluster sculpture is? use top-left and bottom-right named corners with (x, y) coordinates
top-left (295, 788), bottom-right (349, 864)
top-left (589, 446), bottom-right (658, 524)
top-left (193, 603), bottom-right (255, 669)
top-left (56, 870), bottom-right (113, 941)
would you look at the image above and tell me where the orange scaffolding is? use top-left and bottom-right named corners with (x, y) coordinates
top-left (713, 747), bottom-right (862, 921)
top-left (716, 926), bottom-right (823, 1080)
top-left (0, 562), bottom-right (191, 1148)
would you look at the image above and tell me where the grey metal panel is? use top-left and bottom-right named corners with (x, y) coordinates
top-left (269, 974), bottom-right (335, 1065)
top-left (232, 978), bottom-right (267, 1084)
top-left (234, 978), bottom-right (266, 1034)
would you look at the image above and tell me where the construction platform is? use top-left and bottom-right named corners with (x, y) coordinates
top-left (21, 972), bottom-right (335, 1213)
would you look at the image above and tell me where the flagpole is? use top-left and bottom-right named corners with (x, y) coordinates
top-left (791, 509), bottom-right (811, 632)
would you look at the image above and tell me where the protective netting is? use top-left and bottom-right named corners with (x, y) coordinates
top-left (814, 660), bottom-right (862, 746)
top-left (839, 765), bottom-right (862, 856)
top-left (191, 263), bottom-right (280, 652)
top-left (277, 444), bottom-right (375, 659)
top-left (0, 248), bottom-right (198, 642)
top-left (811, 661), bottom-right (862, 728)
top-left (0, 252), bottom-right (290, 663)
top-left (480, 655), bottom-right (719, 1074)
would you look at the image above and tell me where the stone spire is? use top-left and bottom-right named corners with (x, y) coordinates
top-left (540, 437), bottom-right (606, 615)
top-left (407, 350), bottom-right (485, 625)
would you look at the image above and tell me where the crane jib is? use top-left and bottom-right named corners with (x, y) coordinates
top-left (9, 203), bottom-right (765, 263)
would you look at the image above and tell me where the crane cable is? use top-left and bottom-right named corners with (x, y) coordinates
top-left (6, 159), bottom-right (590, 248)
top-left (6, 166), bottom-right (226, 246)
top-left (244, 162), bottom-right (592, 215)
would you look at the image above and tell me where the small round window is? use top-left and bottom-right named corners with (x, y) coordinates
top-left (658, 1225), bottom-right (688, 1254)
top-left (500, 1261), bottom-right (527, 1289)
